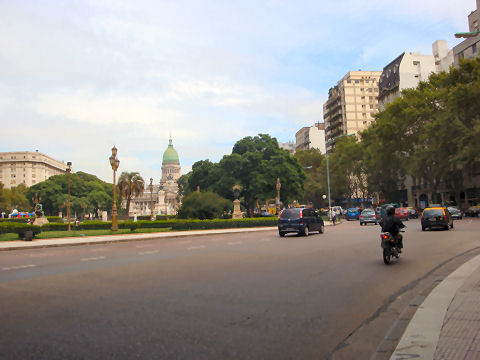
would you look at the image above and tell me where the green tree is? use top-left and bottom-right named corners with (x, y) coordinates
top-left (177, 191), bottom-right (232, 220)
top-left (188, 134), bottom-right (305, 215)
top-left (26, 172), bottom-right (114, 216)
top-left (0, 183), bottom-right (30, 213)
top-left (117, 172), bottom-right (145, 217)
top-left (294, 149), bottom-right (328, 208)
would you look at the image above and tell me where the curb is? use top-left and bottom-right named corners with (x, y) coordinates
top-left (0, 227), bottom-right (279, 251)
top-left (389, 254), bottom-right (480, 360)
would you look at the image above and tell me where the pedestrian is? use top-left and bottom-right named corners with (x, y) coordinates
top-left (330, 208), bottom-right (336, 225)
top-left (133, 212), bottom-right (137, 222)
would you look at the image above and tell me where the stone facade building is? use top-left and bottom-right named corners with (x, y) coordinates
top-left (453, 0), bottom-right (480, 65)
top-left (0, 150), bottom-right (66, 189)
top-left (128, 138), bottom-right (182, 216)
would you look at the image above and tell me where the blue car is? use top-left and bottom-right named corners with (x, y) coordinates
top-left (346, 208), bottom-right (360, 220)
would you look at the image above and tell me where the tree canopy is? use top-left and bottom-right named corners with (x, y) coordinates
top-left (185, 134), bottom-right (306, 215)
top-left (26, 171), bottom-right (114, 216)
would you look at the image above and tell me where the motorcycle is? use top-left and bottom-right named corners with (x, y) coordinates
top-left (380, 230), bottom-right (405, 264)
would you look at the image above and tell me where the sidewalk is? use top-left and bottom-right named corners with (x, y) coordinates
top-left (389, 254), bottom-right (480, 360)
top-left (0, 221), bottom-right (337, 251)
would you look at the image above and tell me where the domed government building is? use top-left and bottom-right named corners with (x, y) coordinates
top-left (129, 138), bottom-right (182, 216)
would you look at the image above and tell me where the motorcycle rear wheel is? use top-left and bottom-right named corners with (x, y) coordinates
top-left (383, 249), bottom-right (391, 264)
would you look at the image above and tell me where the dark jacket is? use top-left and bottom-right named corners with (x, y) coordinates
top-left (380, 215), bottom-right (405, 236)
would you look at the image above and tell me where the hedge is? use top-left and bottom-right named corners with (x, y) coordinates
top-left (0, 216), bottom-right (62, 223)
top-left (0, 223), bottom-right (42, 239)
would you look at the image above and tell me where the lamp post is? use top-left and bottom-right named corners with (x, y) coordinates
top-left (149, 177), bottom-right (154, 221)
top-left (109, 146), bottom-right (120, 232)
top-left (66, 162), bottom-right (72, 231)
top-left (325, 151), bottom-right (332, 222)
top-left (276, 177), bottom-right (281, 214)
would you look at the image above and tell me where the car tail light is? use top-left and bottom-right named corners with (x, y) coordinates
top-left (439, 216), bottom-right (444, 221)
top-left (360, 216), bottom-right (363, 218)
top-left (299, 211), bottom-right (303, 218)
top-left (381, 234), bottom-right (389, 239)
top-left (373, 215), bottom-right (376, 218)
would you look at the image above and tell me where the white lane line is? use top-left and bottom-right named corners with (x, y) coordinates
top-left (228, 241), bottom-right (242, 246)
top-left (80, 256), bottom-right (106, 262)
top-left (136, 244), bottom-right (153, 248)
top-left (186, 245), bottom-right (206, 250)
top-left (2, 264), bottom-right (37, 271)
top-left (176, 240), bottom-right (193, 245)
top-left (138, 250), bottom-right (159, 256)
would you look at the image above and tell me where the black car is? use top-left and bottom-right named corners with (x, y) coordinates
top-left (278, 208), bottom-right (324, 236)
top-left (421, 207), bottom-right (453, 231)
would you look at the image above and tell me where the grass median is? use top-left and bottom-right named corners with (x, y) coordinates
top-left (0, 227), bottom-right (172, 241)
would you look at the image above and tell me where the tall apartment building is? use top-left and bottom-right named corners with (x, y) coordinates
top-left (278, 141), bottom-right (296, 155)
top-left (295, 123), bottom-right (326, 154)
top-left (433, 40), bottom-right (454, 72)
top-left (323, 71), bottom-right (382, 152)
top-left (0, 151), bottom-right (67, 189)
top-left (453, 0), bottom-right (480, 65)
top-left (378, 51), bottom-right (437, 110)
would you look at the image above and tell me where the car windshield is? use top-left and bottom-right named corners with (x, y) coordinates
top-left (280, 209), bottom-right (300, 219)
top-left (361, 210), bottom-right (374, 215)
top-left (348, 208), bottom-right (357, 212)
top-left (448, 207), bottom-right (459, 214)
top-left (424, 209), bottom-right (444, 217)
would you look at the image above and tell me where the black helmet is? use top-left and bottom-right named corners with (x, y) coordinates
top-left (386, 206), bottom-right (395, 216)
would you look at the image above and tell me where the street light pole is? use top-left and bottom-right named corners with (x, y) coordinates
top-left (276, 177), bottom-right (281, 214)
top-left (149, 177), bottom-right (154, 221)
top-left (325, 151), bottom-right (332, 222)
top-left (109, 146), bottom-right (120, 232)
top-left (66, 162), bottom-right (72, 231)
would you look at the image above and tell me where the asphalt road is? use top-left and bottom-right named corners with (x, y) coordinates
top-left (1, 218), bottom-right (479, 359)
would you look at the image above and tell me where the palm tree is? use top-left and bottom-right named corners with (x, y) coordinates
top-left (118, 172), bottom-right (145, 217)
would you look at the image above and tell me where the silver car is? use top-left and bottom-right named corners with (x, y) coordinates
top-left (360, 209), bottom-right (378, 226)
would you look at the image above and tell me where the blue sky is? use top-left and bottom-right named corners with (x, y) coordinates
top-left (0, 0), bottom-right (475, 182)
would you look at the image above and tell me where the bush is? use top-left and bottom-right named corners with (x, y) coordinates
top-left (46, 216), bottom-right (62, 222)
top-left (177, 191), bottom-right (232, 220)
top-left (0, 223), bottom-right (42, 238)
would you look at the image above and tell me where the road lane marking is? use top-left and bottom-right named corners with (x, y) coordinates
top-left (176, 240), bottom-right (193, 245)
top-left (80, 256), bottom-right (106, 261)
top-left (138, 250), bottom-right (159, 255)
top-left (228, 241), bottom-right (242, 246)
top-left (187, 245), bottom-right (206, 250)
top-left (2, 264), bottom-right (37, 271)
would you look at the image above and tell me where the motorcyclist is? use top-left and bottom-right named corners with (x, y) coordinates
top-left (379, 206), bottom-right (405, 252)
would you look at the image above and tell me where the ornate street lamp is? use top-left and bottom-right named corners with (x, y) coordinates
top-left (109, 146), bottom-right (120, 231)
top-left (66, 162), bottom-right (72, 231)
top-left (276, 177), bottom-right (281, 214)
top-left (149, 177), bottom-right (154, 221)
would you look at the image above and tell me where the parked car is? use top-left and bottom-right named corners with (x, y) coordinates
top-left (407, 207), bottom-right (419, 219)
top-left (395, 207), bottom-right (409, 221)
top-left (421, 207), bottom-right (453, 231)
top-left (359, 209), bottom-right (377, 225)
top-left (346, 208), bottom-right (360, 220)
top-left (278, 208), bottom-right (324, 236)
top-left (465, 206), bottom-right (480, 217)
top-left (447, 206), bottom-right (463, 220)
top-left (375, 207), bottom-right (382, 220)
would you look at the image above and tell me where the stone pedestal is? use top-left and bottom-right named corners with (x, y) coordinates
top-left (232, 199), bottom-right (243, 219)
top-left (102, 211), bottom-right (108, 222)
top-left (33, 217), bottom-right (49, 226)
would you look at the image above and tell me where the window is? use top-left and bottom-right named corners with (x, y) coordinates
top-left (413, 61), bottom-right (420, 66)
top-left (347, 80), bottom-right (351, 83)
top-left (355, 80), bottom-right (359, 84)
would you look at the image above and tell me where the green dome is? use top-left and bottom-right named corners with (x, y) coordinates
top-left (162, 138), bottom-right (179, 164)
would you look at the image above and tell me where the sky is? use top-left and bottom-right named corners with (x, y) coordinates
top-left (0, 0), bottom-right (476, 183)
